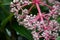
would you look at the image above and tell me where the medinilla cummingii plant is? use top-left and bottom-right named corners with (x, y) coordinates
top-left (10, 0), bottom-right (60, 40)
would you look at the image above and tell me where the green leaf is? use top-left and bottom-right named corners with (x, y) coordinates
top-left (56, 36), bottom-right (60, 40)
top-left (13, 22), bottom-right (33, 40)
top-left (0, 0), bottom-right (12, 6)
top-left (0, 5), bottom-right (10, 21)
top-left (0, 13), bottom-right (14, 30)
top-left (40, 5), bottom-right (49, 13)
top-left (1, 3), bottom-right (10, 6)
top-left (56, 16), bottom-right (60, 23)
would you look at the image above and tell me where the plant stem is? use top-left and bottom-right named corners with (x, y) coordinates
top-left (36, 3), bottom-right (43, 21)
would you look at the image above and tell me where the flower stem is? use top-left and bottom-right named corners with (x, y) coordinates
top-left (36, 3), bottom-right (43, 21)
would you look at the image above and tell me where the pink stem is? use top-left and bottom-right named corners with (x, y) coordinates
top-left (28, 4), bottom-right (34, 13)
top-left (39, 2), bottom-right (53, 9)
top-left (50, 8), bottom-right (57, 15)
top-left (31, 14), bottom-right (40, 22)
top-left (36, 3), bottom-right (46, 29)
top-left (36, 3), bottom-right (43, 21)
top-left (21, 4), bottom-right (28, 7)
top-left (21, 2), bottom-right (33, 8)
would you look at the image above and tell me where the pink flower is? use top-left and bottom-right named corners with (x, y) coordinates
top-left (10, 0), bottom-right (60, 40)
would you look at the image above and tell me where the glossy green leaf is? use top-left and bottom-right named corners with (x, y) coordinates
top-left (56, 36), bottom-right (60, 40)
top-left (13, 22), bottom-right (33, 40)
top-left (0, 13), bottom-right (14, 30)
top-left (56, 16), bottom-right (60, 23)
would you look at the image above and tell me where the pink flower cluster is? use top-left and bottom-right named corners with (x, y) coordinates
top-left (10, 0), bottom-right (60, 40)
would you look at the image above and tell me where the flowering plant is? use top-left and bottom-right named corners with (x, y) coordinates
top-left (10, 0), bottom-right (60, 40)
top-left (0, 0), bottom-right (60, 40)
